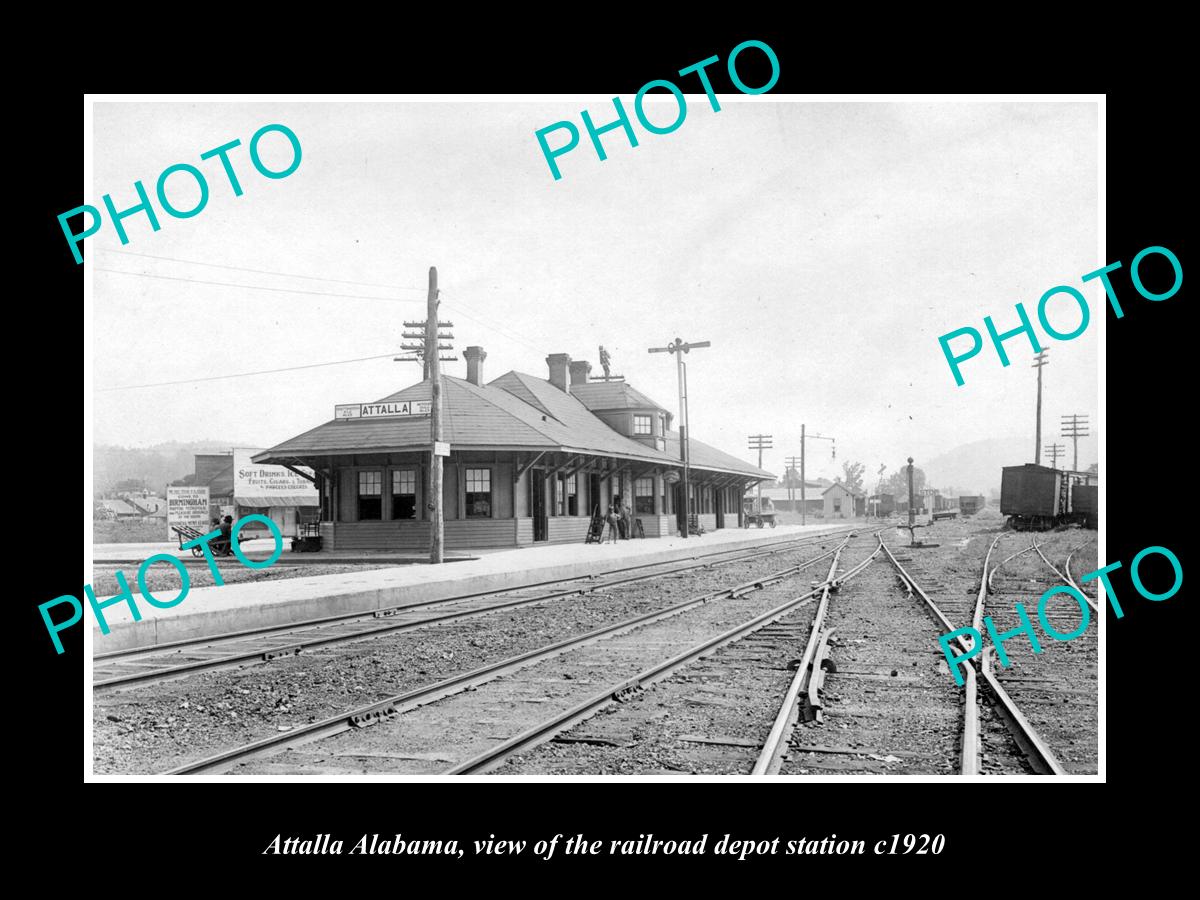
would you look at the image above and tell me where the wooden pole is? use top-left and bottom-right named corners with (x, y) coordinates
top-left (428, 266), bottom-right (444, 564)
top-left (800, 424), bottom-right (806, 526)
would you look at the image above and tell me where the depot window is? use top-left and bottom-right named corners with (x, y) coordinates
top-left (391, 468), bottom-right (416, 520)
top-left (358, 470), bottom-right (382, 520)
top-left (564, 474), bottom-right (578, 516)
top-left (633, 414), bottom-right (652, 435)
top-left (635, 477), bottom-right (654, 514)
top-left (465, 468), bottom-right (492, 518)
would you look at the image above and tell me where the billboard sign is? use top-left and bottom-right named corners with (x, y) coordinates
top-left (167, 485), bottom-right (210, 540)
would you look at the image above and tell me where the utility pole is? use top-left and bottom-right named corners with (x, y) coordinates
top-left (747, 434), bottom-right (773, 516)
top-left (1032, 350), bottom-right (1049, 464)
top-left (648, 337), bottom-right (710, 538)
top-left (1044, 443), bottom-right (1065, 469)
top-left (426, 267), bottom-right (444, 564)
top-left (907, 457), bottom-right (915, 529)
top-left (797, 426), bottom-right (836, 527)
top-left (1061, 413), bottom-right (1090, 472)
top-left (397, 275), bottom-right (455, 564)
top-left (785, 455), bottom-right (802, 512)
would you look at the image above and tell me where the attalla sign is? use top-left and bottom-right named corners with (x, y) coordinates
top-left (335, 400), bottom-right (432, 420)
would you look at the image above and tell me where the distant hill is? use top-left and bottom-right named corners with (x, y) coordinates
top-left (921, 437), bottom-right (1031, 497)
top-left (94, 440), bottom-right (249, 495)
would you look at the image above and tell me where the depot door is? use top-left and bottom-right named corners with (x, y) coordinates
top-left (715, 488), bottom-right (724, 529)
top-left (531, 470), bottom-right (548, 542)
top-left (588, 473), bottom-right (602, 521)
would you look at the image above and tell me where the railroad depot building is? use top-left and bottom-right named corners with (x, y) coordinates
top-left (254, 349), bottom-right (773, 551)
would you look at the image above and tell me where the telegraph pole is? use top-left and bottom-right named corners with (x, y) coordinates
top-left (797, 426), bottom-right (836, 527)
top-left (1044, 443), bottom-right (1065, 469)
top-left (907, 457), bottom-right (916, 529)
top-left (648, 337), bottom-right (710, 538)
top-left (800, 425), bottom-right (806, 526)
top-left (1061, 413), bottom-right (1090, 472)
top-left (747, 434), bottom-right (773, 515)
top-left (397, 271), bottom-right (455, 564)
top-left (1032, 350), bottom-right (1049, 464)
top-left (785, 455), bottom-right (802, 512)
top-left (427, 268), bottom-right (444, 564)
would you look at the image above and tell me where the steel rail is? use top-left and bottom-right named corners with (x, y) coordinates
top-left (1064, 543), bottom-right (1098, 605)
top-left (987, 544), bottom-right (1036, 593)
top-left (97, 527), bottom-right (854, 663)
top-left (881, 534), bottom-right (1066, 776)
top-left (96, 531), bottom-right (854, 691)
top-left (1031, 537), bottom-right (1099, 616)
top-left (879, 534), bottom-right (997, 775)
top-left (981, 649), bottom-right (1068, 776)
top-left (751, 539), bottom-right (869, 775)
top-left (164, 544), bottom-right (845, 775)
top-left (451, 535), bottom-right (879, 776)
top-left (98, 530), bottom-right (842, 663)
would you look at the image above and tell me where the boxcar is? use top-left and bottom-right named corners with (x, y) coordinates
top-left (1000, 463), bottom-right (1064, 530)
top-left (959, 495), bottom-right (986, 516)
top-left (1072, 483), bottom-right (1098, 529)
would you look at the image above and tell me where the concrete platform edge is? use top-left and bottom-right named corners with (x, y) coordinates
top-left (93, 526), bottom-right (848, 652)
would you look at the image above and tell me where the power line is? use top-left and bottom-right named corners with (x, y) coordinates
top-left (97, 351), bottom-right (404, 392)
top-left (98, 248), bottom-right (427, 291)
top-left (439, 296), bottom-right (547, 355)
top-left (95, 268), bottom-right (424, 303)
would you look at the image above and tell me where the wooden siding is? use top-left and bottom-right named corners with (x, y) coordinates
top-left (515, 517), bottom-right (534, 545)
top-left (325, 519), bottom-right (521, 550)
top-left (546, 517), bottom-right (590, 544)
top-left (638, 515), bottom-right (675, 538)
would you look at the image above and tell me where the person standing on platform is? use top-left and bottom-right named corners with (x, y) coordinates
top-left (623, 498), bottom-right (633, 539)
top-left (607, 497), bottom-right (622, 544)
top-left (217, 514), bottom-right (233, 556)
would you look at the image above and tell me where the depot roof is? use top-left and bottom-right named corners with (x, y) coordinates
top-left (568, 380), bottom-right (668, 413)
top-left (255, 372), bottom-right (773, 481)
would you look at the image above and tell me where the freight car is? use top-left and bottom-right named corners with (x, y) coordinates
top-left (1000, 463), bottom-right (1097, 530)
top-left (1072, 483), bottom-right (1097, 529)
top-left (869, 493), bottom-right (896, 517)
top-left (959, 495), bottom-right (986, 516)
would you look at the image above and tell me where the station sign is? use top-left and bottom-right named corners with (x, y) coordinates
top-left (335, 400), bottom-right (432, 420)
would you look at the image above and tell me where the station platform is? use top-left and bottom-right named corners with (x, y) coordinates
top-left (92, 542), bottom-right (479, 566)
top-left (89, 523), bottom-right (850, 653)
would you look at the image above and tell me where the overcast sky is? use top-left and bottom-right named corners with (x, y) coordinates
top-left (90, 100), bottom-right (1098, 482)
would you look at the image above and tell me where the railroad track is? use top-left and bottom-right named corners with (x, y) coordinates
top-left (758, 530), bottom-right (1070, 775)
top-left (165, 532), bottom-right (868, 775)
top-left (94, 528), bottom-right (857, 692)
top-left (480, 527), bottom-right (1087, 777)
top-left (1065, 544), bottom-right (1098, 602)
top-left (985, 533), bottom-right (1098, 774)
top-left (1031, 536), bottom-right (1099, 615)
top-left (757, 533), bottom-right (974, 775)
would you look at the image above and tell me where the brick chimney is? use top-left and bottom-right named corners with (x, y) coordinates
top-left (546, 353), bottom-right (571, 392)
top-left (569, 359), bottom-right (592, 386)
top-left (464, 346), bottom-right (487, 386)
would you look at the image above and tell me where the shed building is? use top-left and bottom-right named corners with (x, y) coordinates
top-left (823, 482), bottom-right (866, 519)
